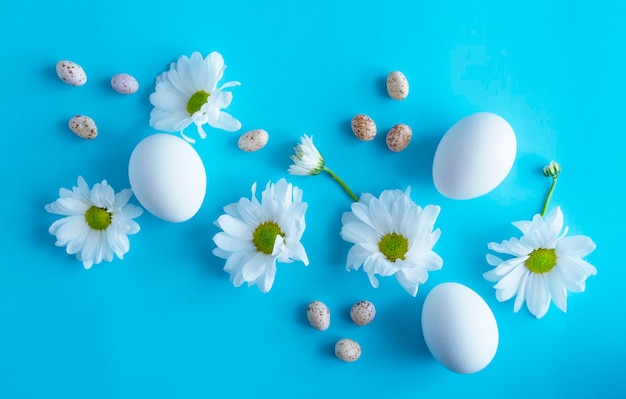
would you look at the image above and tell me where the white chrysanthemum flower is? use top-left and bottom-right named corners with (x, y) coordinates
top-left (212, 178), bottom-right (309, 293)
top-left (149, 51), bottom-right (241, 143)
top-left (45, 176), bottom-right (143, 269)
top-left (484, 206), bottom-right (597, 318)
top-left (288, 134), bottom-right (325, 176)
top-left (340, 188), bottom-right (443, 296)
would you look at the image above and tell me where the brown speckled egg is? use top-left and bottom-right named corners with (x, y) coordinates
top-left (56, 60), bottom-right (87, 86)
top-left (350, 300), bottom-right (376, 326)
top-left (306, 300), bottom-right (330, 331)
top-left (386, 71), bottom-right (409, 100)
top-left (351, 114), bottom-right (377, 141)
top-left (68, 115), bottom-right (98, 140)
top-left (111, 73), bottom-right (139, 94)
top-left (238, 129), bottom-right (269, 152)
top-left (335, 338), bottom-right (361, 362)
top-left (386, 123), bottom-right (412, 152)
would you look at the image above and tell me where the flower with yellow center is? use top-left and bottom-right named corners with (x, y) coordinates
top-left (212, 179), bottom-right (309, 293)
top-left (149, 51), bottom-right (241, 143)
top-left (484, 161), bottom-right (597, 318)
top-left (340, 188), bottom-right (442, 296)
top-left (45, 176), bottom-right (143, 269)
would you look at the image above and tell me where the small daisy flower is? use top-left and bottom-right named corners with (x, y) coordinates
top-left (288, 134), bottom-right (359, 202)
top-left (288, 134), bottom-right (325, 176)
top-left (484, 161), bottom-right (597, 318)
top-left (45, 176), bottom-right (143, 269)
top-left (340, 188), bottom-right (443, 296)
top-left (149, 51), bottom-right (241, 143)
top-left (212, 178), bottom-right (309, 293)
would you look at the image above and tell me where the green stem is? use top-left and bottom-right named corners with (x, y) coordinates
top-left (323, 166), bottom-right (359, 202)
top-left (540, 177), bottom-right (557, 217)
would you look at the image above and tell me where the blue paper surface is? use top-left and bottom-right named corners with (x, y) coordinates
top-left (1, 1), bottom-right (624, 397)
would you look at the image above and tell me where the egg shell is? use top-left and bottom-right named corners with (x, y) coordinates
top-left (68, 115), bottom-right (98, 139)
top-left (128, 134), bottom-right (206, 223)
top-left (56, 60), bottom-right (87, 86)
top-left (351, 114), bottom-right (377, 141)
top-left (432, 112), bottom-right (516, 200)
top-left (111, 73), bottom-right (139, 94)
top-left (386, 123), bottom-right (412, 152)
top-left (350, 300), bottom-right (376, 326)
top-left (421, 282), bottom-right (499, 374)
top-left (238, 129), bottom-right (269, 152)
top-left (335, 338), bottom-right (361, 362)
top-left (306, 300), bottom-right (330, 331)
top-left (386, 71), bottom-right (409, 100)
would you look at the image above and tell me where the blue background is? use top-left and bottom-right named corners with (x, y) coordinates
top-left (1, 0), bottom-right (624, 398)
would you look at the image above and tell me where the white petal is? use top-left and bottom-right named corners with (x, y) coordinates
top-left (512, 220), bottom-right (532, 235)
top-left (547, 273), bottom-right (568, 312)
top-left (241, 252), bottom-right (267, 282)
top-left (236, 198), bottom-right (263, 227)
top-left (346, 244), bottom-right (370, 270)
top-left (189, 51), bottom-right (209, 89)
top-left (524, 214), bottom-right (556, 249)
top-left (286, 240), bottom-right (308, 265)
top-left (150, 108), bottom-right (192, 132)
top-left (173, 54), bottom-right (198, 94)
top-left (349, 202), bottom-right (373, 228)
top-left (418, 205), bottom-right (441, 231)
top-left (210, 89), bottom-right (233, 109)
top-left (150, 89), bottom-right (188, 112)
top-left (63, 223), bottom-right (90, 255)
top-left (270, 234), bottom-right (287, 258)
top-left (513, 271), bottom-right (529, 312)
top-left (415, 250), bottom-right (443, 272)
top-left (484, 256), bottom-right (528, 281)
top-left (216, 214), bottom-right (253, 240)
top-left (222, 248), bottom-right (255, 273)
top-left (395, 270), bottom-right (419, 297)
top-left (46, 196), bottom-right (91, 216)
top-left (340, 220), bottom-right (379, 245)
top-left (219, 80), bottom-right (241, 90)
top-left (486, 254), bottom-right (503, 267)
top-left (368, 197), bottom-right (393, 234)
top-left (553, 260), bottom-right (587, 292)
top-left (399, 206), bottom-right (421, 238)
top-left (544, 206), bottom-right (564, 236)
top-left (525, 273), bottom-right (551, 318)
top-left (208, 111), bottom-right (241, 132)
top-left (366, 270), bottom-right (380, 288)
top-left (106, 223), bottom-right (130, 258)
top-left (80, 231), bottom-right (102, 266)
top-left (117, 203), bottom-right (143, 221)
top-left (257, 260), bottom-right (277, 293)
top-left (561, 255), bottom-right (597, 278)
top-left (488, 238), bottom-right (531, 258)
top-left (556, 235), bottom-right (596, 258)
top-left (213, 232), bottom-right (252, 252)
top-left (493, 263), bottom-right (526, 301)
top-left (206, 51), bottom-right (226, 90)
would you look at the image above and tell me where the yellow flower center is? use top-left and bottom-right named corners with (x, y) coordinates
top-left (253, 222), bottom-right (284, 255)
top-left (85, 206), bottom-right (112, 231)
top-left (378, 232), bottom-right (409, 262)
top-left (525, 248), bottom-right (557, 274)
top-left (187, 90), bottom-right (210, 115)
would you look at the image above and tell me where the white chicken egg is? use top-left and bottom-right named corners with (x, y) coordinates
top-left (421, 282), bottom-right (499, 374)
top-left (432, 112), bottom-right (516, 199)
top-left (128, 133), bottom-right (207, 223)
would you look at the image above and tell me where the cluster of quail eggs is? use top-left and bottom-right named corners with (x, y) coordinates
top-left (350, 71), bottom-right (412, 152)
top-left (55, 60), bottom-right (139, 140)
top-left (306, 299), bottom-right (376, 362)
